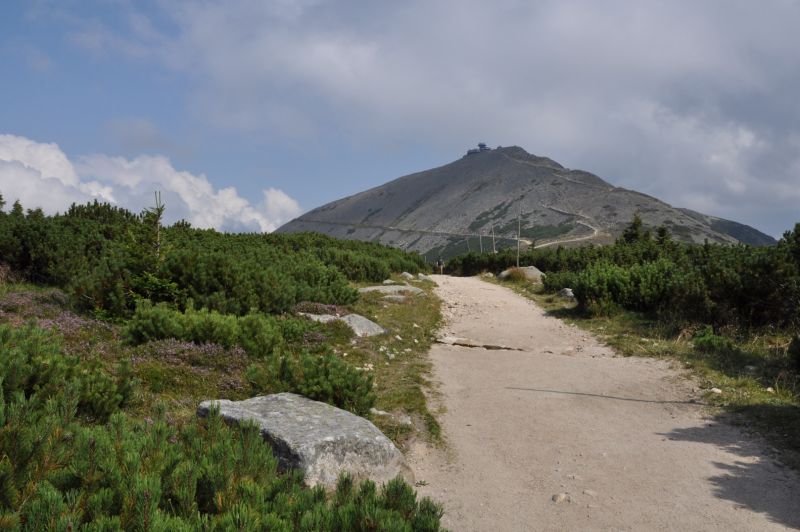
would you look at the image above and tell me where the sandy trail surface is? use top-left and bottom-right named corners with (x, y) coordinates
top-left (407, 275), bottom-right (800, 531)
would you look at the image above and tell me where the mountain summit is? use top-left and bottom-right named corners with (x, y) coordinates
top-left (277, 145), bottom-right (775, 258)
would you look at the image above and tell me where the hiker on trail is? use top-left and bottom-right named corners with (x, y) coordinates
top-left (437, 257), bottom-right (444, 274)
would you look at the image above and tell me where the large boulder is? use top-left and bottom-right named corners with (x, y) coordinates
top-left (498, 266), bottom-right (544, 283)
top-left (198, 393), bottom-right (411, 489)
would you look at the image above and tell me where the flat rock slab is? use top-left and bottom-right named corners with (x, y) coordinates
top-left (436, 335), bottom-right (521, 351)
top-left (198, 393), bottom-right (411, 489)
top-left (341, 314), bottom-right (387, 337)
top-left (359, 285), bottom-right (424, 295)
top-left (299, 312), bottom-right (386, 337)
top-left (382, 295), bottom-right (407, 303)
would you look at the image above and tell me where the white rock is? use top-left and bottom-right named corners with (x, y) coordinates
top-left (499, 266), bottom-right (543, 282)
top-left (710, 388), bottom-right (723, 394)
top-left (558, 288), bottom-right (575, 299)
top-left (359, 285), bottom-right (424, 295)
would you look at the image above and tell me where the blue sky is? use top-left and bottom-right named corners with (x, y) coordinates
top-left (1, 0), bottom-right (799, 236)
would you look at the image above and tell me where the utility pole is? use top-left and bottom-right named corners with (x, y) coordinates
top-left (479, 232), bottom-right (483, 254)
top-left (492, 225), bottom-right (496, 253)
top-left (466, 237), bottom-right (471, 252)
top-left (516, 207), bottom-right (521, 268)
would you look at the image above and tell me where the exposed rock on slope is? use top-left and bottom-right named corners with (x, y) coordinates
top-left (278, 146), bottom-right (775, 258)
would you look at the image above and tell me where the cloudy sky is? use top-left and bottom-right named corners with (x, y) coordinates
top-left (1, 0), bottom-right (798, 236)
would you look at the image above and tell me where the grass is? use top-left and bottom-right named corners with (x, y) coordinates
top-left (0, 276), bottom-right (443, 449)
top-left (343, 276), bottom-right (442, 444)
top-left (490, 275), bottom-right (800, 470)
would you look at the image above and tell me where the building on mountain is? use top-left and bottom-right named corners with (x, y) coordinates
top-left (466, 143), bottom-right (492, 156)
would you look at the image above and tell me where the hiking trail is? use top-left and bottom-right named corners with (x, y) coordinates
top-left (408, 275), bottom-right (800, 531)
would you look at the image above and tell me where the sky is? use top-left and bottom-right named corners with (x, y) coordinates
top-left (1, 0), bottom-right (798, 236)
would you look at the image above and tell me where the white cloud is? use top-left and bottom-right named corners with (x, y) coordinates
top-left (50, 1), bottom-right (800, 235)
top-left (0, 134), bottom-right (300, 232)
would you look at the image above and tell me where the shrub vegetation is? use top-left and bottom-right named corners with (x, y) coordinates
top-left (0, 195), bottom-right (441, 530)
top-left (448, 214), bottom-right (800, 330)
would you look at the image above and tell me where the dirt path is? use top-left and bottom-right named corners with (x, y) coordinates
top-left (408, 276), bottom-right (800, 531)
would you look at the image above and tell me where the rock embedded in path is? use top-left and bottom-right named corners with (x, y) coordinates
top-left (417, 273), bottom-right (436, 283)
top-left (359, 284), bottom-right (424, 296)
top-left (197, 393), bottom-right (412, 489)
top-left (552, 493), bottom-right (570, 504)
top-left (299, 312), bottom-right (386, 337)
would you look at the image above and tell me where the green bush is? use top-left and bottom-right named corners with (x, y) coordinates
top-left (0, 199), bottom-right (427, 319)
top-left (789, 336), bottom-right (800, 374)
top-left (247, 353), bottom-right (376, 416)
top-left (0, 385), bottom-right (442, 530)
top-left (0, 324), bottom-right (133, 421)
top-left (448, 216), bottom-right (800, 330)
top-left (124, 302), bottom-right (284, 357)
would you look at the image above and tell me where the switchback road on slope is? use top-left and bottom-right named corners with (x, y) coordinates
top-left (407, 276), bottom-right (800, 531)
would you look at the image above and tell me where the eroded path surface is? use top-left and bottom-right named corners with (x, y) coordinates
top-left (408, 275), bottom-right (800, 531)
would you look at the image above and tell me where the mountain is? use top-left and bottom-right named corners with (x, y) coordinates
top-left (277, 145), bottom-right (776, 259)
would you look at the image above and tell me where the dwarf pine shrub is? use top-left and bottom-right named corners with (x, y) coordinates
top-left (124, 302), bottom-right (285, 357)
top-left (450, 216), bottom-right (800, 330)
top-left (0, 324), bottom-right (133, 421)
top-left (789, 336), bottom-right (800, 374)
top-left (0, 383), bottom-right (441, 530)
top-left (246, 352), bottom-right (376, 416)
top-left (0, 198), bottom-right (426, 319)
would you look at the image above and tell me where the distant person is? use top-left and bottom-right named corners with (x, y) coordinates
top-left (437, 257), bottom-right (444, 274)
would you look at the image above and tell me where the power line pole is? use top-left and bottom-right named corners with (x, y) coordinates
top-left (466, 237), bottom-right (471, 252)
top-left (479, 232), bottom-right (483, 254)
top-left (492, 225), bottom-right (496, 253)
top-left (516, 207), bottom-right (521, 268)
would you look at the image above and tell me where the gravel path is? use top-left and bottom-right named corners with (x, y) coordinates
top-left (407, 275), bottom-right (800, 531)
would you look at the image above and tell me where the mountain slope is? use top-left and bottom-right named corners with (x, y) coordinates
top-left (277, 146), bottom-right (776, 258)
